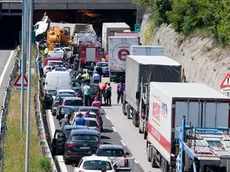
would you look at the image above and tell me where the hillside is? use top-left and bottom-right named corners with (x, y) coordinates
top-left (140, 13), bottom-right (230, 92)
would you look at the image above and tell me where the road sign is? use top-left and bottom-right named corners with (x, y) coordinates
top-left (134, 24), bottom-right (141, 32)
top-left (19, 31), bottom-right (36, 44)
top-left (13, 74), bottom-right (28, 92)
top-left (220, 73), bottom-right (230, 92)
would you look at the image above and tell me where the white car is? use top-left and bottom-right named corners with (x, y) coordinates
top-left (43, 60), bottom-right (63, 75)
top-left (48, 49), bottom-right (65, 58)
top-left (62, 47), bottom-right (73, 58)
top-left (73, 156), bottom-right (115, 172)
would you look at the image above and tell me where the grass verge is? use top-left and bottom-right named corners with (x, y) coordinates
top-left (3, 74), bottom-right (46, 172)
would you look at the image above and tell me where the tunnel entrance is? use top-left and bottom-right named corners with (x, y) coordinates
top-left (0, 11), bottom-right (21, 49)
top-left (34, 10), bottom-right (136, 36)
top-left (0, 9), bottom-right (136, 49)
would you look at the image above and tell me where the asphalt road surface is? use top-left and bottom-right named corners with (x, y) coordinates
top-left (45, 77), bottom-right (161, 172)
top-left (0, 50), bottom-right (15, 107)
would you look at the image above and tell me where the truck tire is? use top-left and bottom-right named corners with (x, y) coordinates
top-left (151, 153), bottom-right (158, 168)
top-left (161, 157), bottom-right (169, 172)
top-left (132, 110), bottom-right (139, 127)
top-left (126, 104), bottom-right (131, 119)
top-left (122, 103), bottom-right (127, 116)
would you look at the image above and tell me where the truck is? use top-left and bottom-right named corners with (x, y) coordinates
top-left (146, 82), bottom-right (230, 171)
top-left (176, 117), bottom-right (230, 172)
top-left (122, 55), bottom-right (182, 135)
top-left (102, 22), bottom-right (130, 53)
top-left (130, 45), bottom-right (164, 56)
top-left (108, 36), bottom-right (139, 82)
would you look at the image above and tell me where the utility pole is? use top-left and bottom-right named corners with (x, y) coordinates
top-left (25, 0), bottom-right (33, 170)
top-left (20, 0), bottom-right (27, 134)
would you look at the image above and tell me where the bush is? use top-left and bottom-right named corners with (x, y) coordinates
top-left (133, 0), bottom-right (230, 44)
top-left (39, 157), bottom-right (51, 172)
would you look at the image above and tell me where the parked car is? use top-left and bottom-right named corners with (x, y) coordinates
top-left (43, 60), bottom-right (63, 75)
top-left (78, 106), bottom-right (103, 131)
top-left (56, 89), bottom-right (77, 97)
top-left (56, 100), bottom-right (83, 120)
top-left (95, 145), bottom-right (130, 167)
top-left (95, 62), bottom-right (109, 76)
top-left (52, 94), bottom-right (75, 116)
top-left (73, 156), bottom-right (115, 172)
top-left (43, 94), bottom-right (53, 110)
top-left (51, 129), bottom-right (101, 163)
top-left (43, 57), bottom-right (61, 66)
top-left (62, 125), bottom-right (89, 138)
top-left (71, 117), bottom-right (101, 133)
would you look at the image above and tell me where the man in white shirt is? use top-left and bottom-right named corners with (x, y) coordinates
top-left (92, 71), bottom-right (100, 83)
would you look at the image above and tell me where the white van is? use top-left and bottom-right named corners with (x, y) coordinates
top-left (44, 71), bottom-right (72, 97)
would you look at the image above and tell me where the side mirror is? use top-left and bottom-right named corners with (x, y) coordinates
top-left (136, 91), bottom-right (140, 99)
top-left (125, 152), bottom-right (130, 156)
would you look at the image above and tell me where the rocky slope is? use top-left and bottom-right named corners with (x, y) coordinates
top-left (140, 13), bottom-right (230, 92)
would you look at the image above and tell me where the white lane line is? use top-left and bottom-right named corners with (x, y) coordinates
top-left (112, 127), bottom-right (117, 132)
top-left (134, 160), bottom-right (139, 164)
top-left (0, 51), bottom-right (14, 86)
top-left (120, 140), bottom-right (126, 147)
top-left (47, 110), bottom-right (55, 138)
top-left (105, 115), bottom-right (110, 120)
top-left (47, 110), bottom-right (69, 172)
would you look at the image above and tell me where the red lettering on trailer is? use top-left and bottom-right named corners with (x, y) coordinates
top-left (118, 49), bottom-right (130, 61)
top-left (152, 102), bottom-right (161, 123)
top-left (148, 123), bottom-right (171, 153)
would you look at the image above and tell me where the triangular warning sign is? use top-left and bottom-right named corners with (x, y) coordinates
top-left (14, 74), bottom-right (28, 87)
top-left (220, 73), bottom-right (230, 88)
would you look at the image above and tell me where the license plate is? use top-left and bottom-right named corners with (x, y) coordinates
top-left (80, 147), bottom-right (90, 149)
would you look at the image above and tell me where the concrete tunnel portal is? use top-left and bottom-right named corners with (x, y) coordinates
top-left (0, 9), bottom-right (137, 49)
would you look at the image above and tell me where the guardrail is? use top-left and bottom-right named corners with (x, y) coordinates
top-left (0, 51), bottom-right (19, 172)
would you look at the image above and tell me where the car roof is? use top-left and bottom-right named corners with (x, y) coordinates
top-left (84, 117), bottom-right (98, 121)
top-left (70, 129), bottom-right (99, 135)
top-left (63, 97), bottom-right (82, 100)
top-left (56, 94), bottom-right (74, 98)
top-left (79, 106), bottom-right (99, 110)
top-left (63, 125), bottom-right (88, 130)
top-left (48, 60), bottom-right (63, 63)
top-left (83, 155), bottom-right (111, 161)
top-left (98, 144), bottom-right (124, 150)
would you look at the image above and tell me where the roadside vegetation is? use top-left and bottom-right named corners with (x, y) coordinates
top-left (133, 0), bottom-right (230, 45)
top-left (3, 51), bottom-right (51, 171)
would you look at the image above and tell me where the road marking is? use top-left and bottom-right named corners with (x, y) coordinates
top-left (112, 127), bottom-right (117, 132)
top-left (48, 110), bottom-right (69, 172)
top-left (47, 110), bottom-right (55, 138)
top-left (105, 115), bottom-right (110, 120)
top-left (120, 140), bottom-right (126, 147)
top-left (134, 160), bottom-right (139, 164)
top-left (0, 51), bottom-right (14, 87)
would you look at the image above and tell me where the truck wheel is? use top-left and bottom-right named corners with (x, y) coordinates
top-left (132, 110), bottom-right (139, 127)
top-left (144, 131), bottom-right (147, 140)
top-left (151, 151), bottom-right (158, 168)
top-left (126, 104), bottom-right (131, 119)
top-left (161, 157), bottom-right (169, 172)
top-left (122, 103), bottom-right (127, 116)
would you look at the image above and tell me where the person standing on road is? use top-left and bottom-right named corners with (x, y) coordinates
top-left (105, 83), bottom-right (112, 106)
top-left (117, 82), bottom-right (125, 104)
top-left (92, 97), bottom-right (101, 109)
top-left (75, 113), bottom-right (86, 126)
top-left (100, 82), bottom-right (107, 105)
top-left (93, 71), bottom-right (100, 84)
top-left (83, 82), bottom-right (91, 106)
top-left (59, 114), bottom-right (69, 130)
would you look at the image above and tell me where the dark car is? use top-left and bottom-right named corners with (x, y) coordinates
top-left (78, 106), bottom-right (103, 131)
top-left (51, 129), bottom-right (101, 164)
top-left (43, 94), bottom-right (53, 110)
top-left (56, 97), bottom-right (83, 120)
top-left (52, 94), bottom-right (75, 115)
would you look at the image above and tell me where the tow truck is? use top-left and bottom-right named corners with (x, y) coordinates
top-left (176, 117), bottom-right (230, 172)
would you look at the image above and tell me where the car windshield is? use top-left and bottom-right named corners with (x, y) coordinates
top-left (55, 67), bottom-right (66, 71)
top-left (86, 120), bottom-right (98, 127)
top-left (100, 149), bottom-right (124, 157)
top-left (80, 109), bottom-right (99, 115)
top-left (49, 62), bottom-right (63, 66)
top-left (55, 94), bottom-right (74, 102)
top-left (98, 63), bottom-right (108, 67)
top-left (64, 100), bottom-right (83, 106)
top-left (83, 160), bottom-right (112, 170)
top-left (58, 92), bottom-right (75, 96)
top-left (71, 134), bottom-right (99, 143)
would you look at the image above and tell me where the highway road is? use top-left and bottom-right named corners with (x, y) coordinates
top-left (0, 50), bottom-right (15, 107)
top-left (45, 77), bottom-right (161, 172)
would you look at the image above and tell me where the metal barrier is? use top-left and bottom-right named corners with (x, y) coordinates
top-left (0, 51), bottom-right (19, 171)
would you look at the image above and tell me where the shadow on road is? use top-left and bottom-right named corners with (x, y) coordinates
top-left (102, 128), bottom-right (113, 133)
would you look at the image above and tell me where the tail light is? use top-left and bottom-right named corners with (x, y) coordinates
top-left (66, 143), bottom-right (77, 148)
top-left (94, 143), bottom-right (99, 147)
top-left (96, 126), bottom-right (100, 131)
top-left (52, 103), bottom-right (58, 107)
top-left (124, 159), bottom-right (129, 167)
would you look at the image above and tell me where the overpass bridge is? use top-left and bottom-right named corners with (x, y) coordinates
top-left (1, 0), bottom-right (136, 10)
